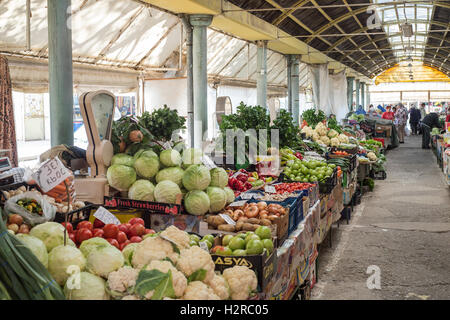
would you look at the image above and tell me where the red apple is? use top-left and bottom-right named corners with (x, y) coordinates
top-left (129, 223), bottom-right (145, 237)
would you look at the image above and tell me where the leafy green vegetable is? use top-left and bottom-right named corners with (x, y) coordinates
top-left (187, 269), bottom-right (207, 282)
top-left (135, 269), bottom-right (175, 300)
top-left (270, 109), bottom-right (301, 148)
top-left (139, 105), bottom-right (186, 142)
top-left (327, 117), bottom-right (342, 133)
top-left (301, 109), bottom-right (326, 128)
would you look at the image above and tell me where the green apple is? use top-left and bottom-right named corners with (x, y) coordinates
top-left (245, 234), bottom-right (260, 244)
top-left (222, 234), bottom-right (234, 246)
top-left (246, 239), bottom-right (264, 255)
top-left (228, 237), bottom-right (246, 251)
top-left (189, 240), bottom-right (199, 247)
top-left (189, 234), bottom-right (201, 243)
top-left (255, 226), bottom-right (272, 240)
top-left (216, 246), bottom-right (233, 256)
top-left (199, 240), bottom-right (212, 250)
top-left (262, 239), bottom-right (274, 254)
top-left (232, 249), bottom-right (247, 256)
top-left (238, 233), bottom-right (247, 240)
top-left (202, 234), bottom-right (214, 244)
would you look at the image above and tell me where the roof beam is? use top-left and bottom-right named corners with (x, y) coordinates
top-left (270, 0), bottom-right (309, 26)
top-left (214, 42), bottom-right (248, 76)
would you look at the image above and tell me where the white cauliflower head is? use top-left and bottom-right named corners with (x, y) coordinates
top-left (222, 266), bottom-right (257, 300)
top-left (121, 295), bottom-right (140, 300)
top-left (320, 136), bottom-right (330, 146)
top-left (330, 137), bottom-right (340, 147)
top-left (132, 236), bottom-right (180, 269)
top-left (182, 281), bottom-right (220, 300)
top-left (301, 126), bottom-right (314, 138)
top-left (327, 129), bottom-right (339, 138)
top-left (106, 266), bottom-right (139, 299)
top-left (160, 225), bottom-right (190, 249)
top-left (312, 132), bottom-right (320, 142)
top-left (367, 152), bottom-right (377, 161)
top-left (176, 246), bottom-right (216, 283)
top-left (207, 274), bottom-right (230, 300)
top-left (314, 122), bottom-right (327, 136)
top-left (338, 133), bottom-right (349, 143)
top-left (144, 260), bottom-right (187, 298)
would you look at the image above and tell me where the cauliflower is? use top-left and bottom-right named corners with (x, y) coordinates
top-left (106, 266), bottom-right (139, 300)
top-left (367, 152), bottom-right (377, 161)
top-left (182, 281), bottom-right (220, 300)
top-left (176, 246), bottom-right (216, 283)
top-left (132, 236), bottom-right (179, 269)
top-left (314, 122), bottom-right (328, 136)
top-left (338, 133), bottom-right (349, 144)
top-left (144, 260), bottom-right (187, 298)
top-left (312, 132), bottom-right (320, 142)
top-left (301, 126), bottom-right (314, 138)
top-left (327, 129), bottom-right (339, 138)
top-left (330, 137), bottom-right (340, 147)
top-left (207, 274), bottom-right (230, 300)
top-left (122, 295), bottom-right (140, 300)
top-left (160, 226), bottom-right (190, 249)
top-left (319, 136), bottom-right (330, 146)
top-left (222, 266), bottom-right (257, 300)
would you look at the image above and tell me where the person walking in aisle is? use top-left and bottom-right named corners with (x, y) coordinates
top-left (419, 103), bottom-right (427, 134)
top-left (395, 103), bottom-right (408, 143)
top-left (421, 112), bottom-right (441, 149)
top-left (382, 105), bottom-right (395, 120)
top-left (409, 105), bottom-right (421, 135)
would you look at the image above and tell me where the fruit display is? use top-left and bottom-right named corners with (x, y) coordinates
top-left (227, 169), bottom-right (266, 194)
top-left (5, 213), bottom-right (31, 235)
top-left (282, 158), bottom-right (336, 183)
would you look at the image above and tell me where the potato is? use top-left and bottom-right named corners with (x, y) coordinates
top-left (242, 223), bottom-right (259, 231)
top-left (218, 224), bottom-right (236, 232)
top-left (260, 219), bottom-right (272, 226)
top-left (246, 218), bottom-right (261, 225)
top-left (235, 220), bottom-right (244, 231)
top-left (207, 215), bottom-right (226, 228)
top-left (18, 186), bottom-right (26, 192)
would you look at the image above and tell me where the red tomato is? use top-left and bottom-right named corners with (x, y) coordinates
top-left (128, 218), bottom-right (145, 226)
top-left (129, 236), bottom-right (142, 243)
top-left (106, 238), bottom-right (120, 249)
top-left (119, 240), bottom-right (131, 251)
top-left (76, 228), bottom-right (93, 243)
top-left (103, 224), bottom-right (119, 239)
top-left (69, 233), bottom-right (76, 244)
top-left (92, 228), bottom-right (104, 238)
top-left (144, 229), bottom-right (156, 235)
top-left (93, 219), bottom-right (105, 229)
top-left (77, 221), bottom-right (93, 231)
top-left (116, 231), bottom-right (128, 244)
top-left (118, 224), bottom-right (129, 234)
top-left (61, 222), bottom-right (73, 233)
top-left (129, 223), bottom-right (145, 237)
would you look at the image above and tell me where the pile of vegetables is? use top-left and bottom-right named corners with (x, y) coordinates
top-left (301, 109), bottom-right (326, 128)
top-left (282, 158), bottom-right (336, 183)
top-left (5, 213), bottom-right (30, 235)
top-left (301, 122), bottom-right (349, 147)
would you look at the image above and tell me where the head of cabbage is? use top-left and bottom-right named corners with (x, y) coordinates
top-left (153, 180), bottom-right (182, 204)
top-left (223, 187), bottom-right (235, 205)
top-left (16, 234), bottom-right (48, 268)
top-left (64, 272), bottom-right (109, 300)
top-left (183, 190), bottom-right (210, 215)
top-left (206, 187), bottom-right (227, 213)
top-left (122, 243), bottom-right (139, 266)
top-left (155, 166), bottom-right (184, 186)
top-left (134, 148), bottom-right (154, 160)
top-left (29, 222), bottom-right (76, 252)
top-left (182, 165), bottom-right (211, 191)
top-left (209, 167), bottom-right (228, 188)
top-left (107, 164), bottom-right (137, 191)
top-left (111, 153), bottom-right (135, 167)
top-left (128, 179), bottom-right (155, 201)
top-left (86, 245), bottom-right (124, 278)
top-left (48, 245), bottom-right (86, 285)
top-left (133, 154), bottom-right (160, 179)
top-left (79, 237), bottom-right (111, 258)
top-left (181, 148), bottom-right (203, 168)
top-left (160, 149), bottom-right (182, 167)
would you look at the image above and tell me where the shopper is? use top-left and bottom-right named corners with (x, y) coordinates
top-left (409, 105), bottom-right (421, 135)
top-left (445, 107), bottom-right (450, 123)
top-left (395, 103), bottom-right (408, 143)
top-left (421, 112), bottom-right (441, 149)
top-left (382, 106), bottom-right (395, 120)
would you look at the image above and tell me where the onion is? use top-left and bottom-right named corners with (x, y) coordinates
top-left (256, 201), bottom-right (267, 210)
top-left (18, 224), bottom-right (30, 234)
top-left (8, 214), bottom-right (23, 226)
top-left (7, 223), bottom-right (19, 233)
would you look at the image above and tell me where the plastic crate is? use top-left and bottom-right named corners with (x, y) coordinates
top-left (318, 168), bottom-right (337, 194)
top-left (54, 203), bottom-right (94, 229)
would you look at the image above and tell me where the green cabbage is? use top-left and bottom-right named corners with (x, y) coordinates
top-left (16, 234), bottom-right (49, 268)
top-left (182, 148), bottom-right (203, 168)
top-left (128, 179), bottom-right (155, 201)
top-left (64, 272), bottom-right (109, 300)
top-left (122, 243), bottom-right (139, 266)
top-left (107, 164), bottom-right (137, 191)
top-left (134, 155), bottom-right (160, 179)
top-left (153, 180), bottom-right (182, 204)
top-left (48, 245), bottom-right (86, 285)
top-left (160, 149), bottom-right (182, 167)
top-left (86, 245), bottom-right (124, 278)
top-left (79, 237), bottom-right (111, 258)
top-left (140, 150), bottom-right (158, 159)
top-left (155, 167), bottom-right (184, 187)
top-left (134, 148), bottom-right (154, 160)
top-left (111, 153), bottom-right (135, 167)
top-left (223, 187), bottom-right (235, 205)
top-left (184, 190), bottom-right (210, 215)
top-left (209, 168), bottom-right (228, 188)
top-left (206, 186), bottom-right (227, 213)
top-left (182, 165), bottom-right (211, 191)
top-left (29, 222), bottom-right (75, 252)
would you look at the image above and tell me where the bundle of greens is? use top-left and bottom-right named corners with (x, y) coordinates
top-left (327, 117), bottom-right (342, 134)
top-left (301, 109), bottom-right (326, 128)
top-left (270, 109), bottom-right (302, 149)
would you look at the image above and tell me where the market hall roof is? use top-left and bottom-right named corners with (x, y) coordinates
top-left (223, 0), bottom-right (450, 78)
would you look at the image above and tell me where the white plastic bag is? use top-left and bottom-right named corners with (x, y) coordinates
top-left (405, 126), bottom-right (411, 136)
top-left (5, 191), bottom-right (56, 226)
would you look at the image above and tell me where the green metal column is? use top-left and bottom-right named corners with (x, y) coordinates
top-left (286, 56), bottom-right (292, 114)
top-left (288, 55), bottom-right (300, 125)
top-left (361, 82), bottom-right (365, 108)
top-left (355, 79), bottom-right (360, 109)
top-left (190, 14), bottom-right (212, 149)
top-left (48, 0), bottom-right (74, 146)
top-left (256, 41), bottom-right (267, 109)
top-left (181, 15), bottom-right (194, 148)
top-left (347, 77), bottom-right (354, 112)
top-left (366, 85), bottom-right (371, 107)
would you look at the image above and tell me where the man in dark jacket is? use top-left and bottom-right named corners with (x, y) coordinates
top-left (421, 112), bottom-right (441, 149)
top-left (409, 106), bottom-right (421, 135)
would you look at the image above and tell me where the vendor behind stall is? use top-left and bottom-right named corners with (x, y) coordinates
top-left (421, 112), bottom-right (441, 149)
top-left (382, 106), bottom-right (394, 120)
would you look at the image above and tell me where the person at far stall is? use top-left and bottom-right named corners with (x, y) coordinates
top-left (445, 107), bottom-right (450, 123)
top-left (368, 104), bottom-right (375, 113)
top-left (395, 103), bottom-right (408, 143)
top-left (421, 112), bottom-right (441, 149)
top-left (409, 105), bottom-right (421, 135)
top-left (382, 106), bottom-right (395, 120)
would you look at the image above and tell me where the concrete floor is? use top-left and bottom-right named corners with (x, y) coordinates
top-left (312, 135), bottom-right (450, 300)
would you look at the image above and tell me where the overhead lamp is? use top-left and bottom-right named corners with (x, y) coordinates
top-left (405, 46), bottom-right (414, 52)
top-left (401, 23), bottom-right (413, 37)
top-left (408, 63), bottom-right (413, 68)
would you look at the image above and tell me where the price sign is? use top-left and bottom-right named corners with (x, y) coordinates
top-left (264, 185), bottom-right (276, 193)
top-left (93, 206), bottom-right (121, 225)
top-left (33, 157), bottom-right (71, 193)
top-left (228, 200), bottom-right (247, 207)
top-left (219, 214), bottom-right (236, 226)
top-left (240, 192), bottom-right (263, 200)
top-left (202, 155), bottom-right (217, 169)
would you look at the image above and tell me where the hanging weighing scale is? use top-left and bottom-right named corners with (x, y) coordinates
top-left (73, 90), bottom-right (115, 204)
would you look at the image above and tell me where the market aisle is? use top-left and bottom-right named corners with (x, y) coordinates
top-left (312, 135), bottom-right (450, 300)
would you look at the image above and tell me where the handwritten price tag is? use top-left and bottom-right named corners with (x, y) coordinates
top-left (219, 214), bottom-right (236, 226)
top-left (264, 185), bottom-right (276, 193)
top-left (93, 206), bottom-right (121, 225)
top-left (33, 157), bottom-right (71, 193)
